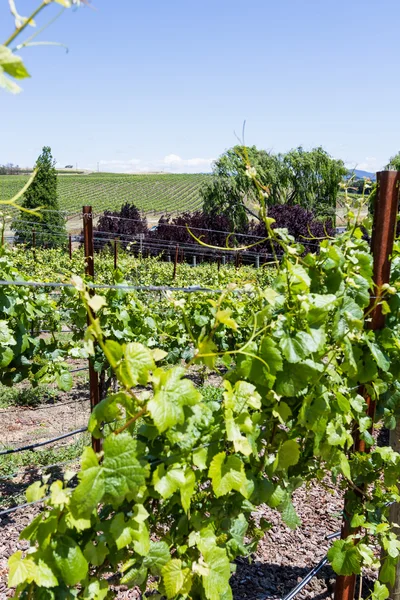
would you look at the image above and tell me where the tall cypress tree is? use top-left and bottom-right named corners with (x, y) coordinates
top-left (13, 146), bottom-right (66, 247)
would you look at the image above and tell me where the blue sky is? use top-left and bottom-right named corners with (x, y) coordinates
top-left (1, 0), bottom-right (400, 173)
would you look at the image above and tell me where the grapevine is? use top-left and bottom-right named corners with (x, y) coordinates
top-left (6, 211), bottom-right (400, 599)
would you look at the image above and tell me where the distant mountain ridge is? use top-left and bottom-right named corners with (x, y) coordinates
top-left (348, 169), bottom-right (376, 180)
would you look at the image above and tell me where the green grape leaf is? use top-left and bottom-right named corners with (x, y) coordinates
top-left (380, 557), bottom-right (396, 587)
top-left (366, 339), bottom-right (390, 372)
top-left (280, 498), bottom-right (301, 529)
top-left (103, 433), bottom-right (148, 503)
top-left (26, 481), bottom-right (47, 503)
top-left (0, 346), bottom-right (14, 368)
top-left (83, 541), bottom-right (109, 567)
top-left (277, 440), bottom-right (300, 470)
top-left (82, 579), bottom-right (109, 600)
top-left (110, 513), bottom-right (134, 550)
top-left (225, 409), bottom-right (253, 456)
top-left (118, 342), bottom-right (155, 387)
top-left (201, 545), bottom-right (231, 600)
top-left (280, 332), bottom-right (307, 363)
top-left (70, 448), bottom-right (104, 517)
top-left (0, 45), bottom-right (30, 79)
top-left (56, 370), bottom-right (73, 392)
top-left (287, 263), bottom-right (311, 291)
top-left (120, 565), bottom-right (147, 587)
top-left (35, 558), bottom-right (59, 588)
top-left (8, 551), bottom-right (37, 587)
top-left (208, 452), bottom-right (249, 498)
top-left (215, 308), bottom-right (238, 331)
top-left (223, 380), bottom-right (261, 412)
top-left (372, 582), bottom-right (390, 600)
top-left (143, 541), bottom-right (171, 576)
top-left (88, 294), bottom-right (106, 312)
top-left (195, 338), bottom-right (218, 369)
top-left (327, 539), bottom-right (362, 576)
top-left (153, 465), bottom-right (196, 513)
top-left (148, 367), bottom-right (201, 432)
top-left (162, 559), bottom-right (192, 599)
top-left (259, 337), bottom-right (283, 374)
top-left (52, 536), bottom-right (88, 585)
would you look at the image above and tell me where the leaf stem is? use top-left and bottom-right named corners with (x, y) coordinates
top-left (114, 406), bottom-right (147, 435)
top-left (4, 2), bottom-right (48, 47)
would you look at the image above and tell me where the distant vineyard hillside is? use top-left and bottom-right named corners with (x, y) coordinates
top-left (0, 173), bottom-right (209, 214)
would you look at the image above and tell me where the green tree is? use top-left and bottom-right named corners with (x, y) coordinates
top-left (12, 146), bottom-right (66, 247)
top-left (282, 146), bottom-right (347, 217)
top-left (201, 145), bottom-right (283, 230)
top-left (386, 152), bottom-right (400, 170)
top-left (202, 145), bottom-right (346, 228)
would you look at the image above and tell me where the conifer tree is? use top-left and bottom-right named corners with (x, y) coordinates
top-left (13, 146), bottom-right (66, 247)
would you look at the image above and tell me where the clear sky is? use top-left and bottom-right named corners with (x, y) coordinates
top-left (1, 0), bottom-right (400, 173)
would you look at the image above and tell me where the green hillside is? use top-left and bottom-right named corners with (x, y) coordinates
top-left (0, 173), bottom-right (209, 214)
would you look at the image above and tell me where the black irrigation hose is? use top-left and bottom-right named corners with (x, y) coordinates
top-left (281, 556), bottom-right (330, 600)
top-left (279, 529), bottom-right (350, 600)
top-left (0, 496), bottom-right (50, 518)
top-left (0, 426), bottom-right (88, 456)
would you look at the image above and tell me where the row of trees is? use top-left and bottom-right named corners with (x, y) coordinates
top-left (0, 163), bottom-right (21, 175)
top-left (11, 144), bottom-right (400, 250)
top-left (94, 202), bottom-right (334, 257)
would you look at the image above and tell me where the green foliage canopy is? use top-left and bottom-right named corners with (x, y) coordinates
top-left (201, 145), bottom-right (347, 228)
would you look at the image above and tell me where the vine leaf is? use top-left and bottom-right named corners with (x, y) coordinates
top-left (327, 540), bottom-right (362, 576)
top-left (52, 536), bottom-right (88, 586)
top-left (148, 367), bottom-right (201, 432)
top-left (208, 452), bottom-right (249, 498)
top-left (162, 559), bottom-right (192, 598)
top-left (277, 440), bottom-right (300, 470)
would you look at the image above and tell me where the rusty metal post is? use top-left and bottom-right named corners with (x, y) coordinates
top-left (173, 244), bottom-right (179, 280)
top-left (32, 229), bottom-right (36, 260)
top-left (114, 238), bottom-right (118, 270)
top-left (334, 171), bottom-right (400, 600)
top-left (217, 255), bottom-right (221, 271)
top-left (83, 206), bottom-right (101, 454)
top-left (68, 234), bottom-right (72, 260)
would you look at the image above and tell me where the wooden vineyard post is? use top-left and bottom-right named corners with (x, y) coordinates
top-left (68, 234), bottom-right (72, 260)
top-left (83, 206), bottom-right (101, 453)
top-left (334, 171), bottom-right (400, 600)
top-left (114, 238), bottom-right (118, 270)
top-left (173, 244), bottom-right (179, 280)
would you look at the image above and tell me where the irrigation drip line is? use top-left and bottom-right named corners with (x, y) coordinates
top-left (0, 395), bottom-right (89, 415)
top-left (0, 426), bottom-right (88, 456)
top-left (280, 556), bottom-right (329, 600)
top-left (0, 455), bottom-right (81, 482)
top-left (0, 496), bottom-right (51, 518)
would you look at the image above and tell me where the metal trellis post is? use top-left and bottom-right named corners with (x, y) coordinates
top-left (173, 244), bottom-right (179, 280)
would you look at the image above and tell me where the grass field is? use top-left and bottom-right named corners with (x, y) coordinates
top-left (0, 172), bottom-right (209, 214)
